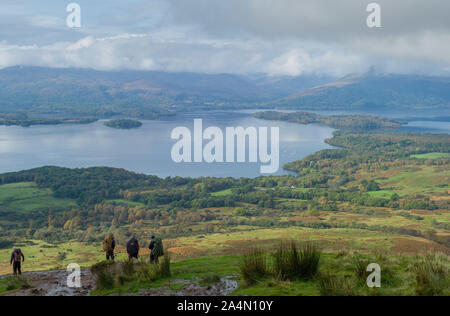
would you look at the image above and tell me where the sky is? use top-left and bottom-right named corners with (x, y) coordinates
top-left (1, 0), bottom-right (450, 77)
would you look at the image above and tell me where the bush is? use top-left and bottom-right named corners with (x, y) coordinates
top-left (240, 248), bottom-right (268, 285)
top-left (273, 242), bottom-right (321, 281)
top-left (413, 255), bottom-right (449, 296)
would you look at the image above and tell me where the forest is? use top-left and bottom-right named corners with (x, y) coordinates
top-left (254, 111), bottom-right (404, 132)
top-left (0, 132), bottom-right (448, 252)
top-left (104, 119), bottom-right (143, 129)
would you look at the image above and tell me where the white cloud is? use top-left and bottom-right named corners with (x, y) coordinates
top-left (1, 0), bottom-right (450, 76)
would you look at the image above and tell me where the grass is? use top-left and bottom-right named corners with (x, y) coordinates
top-left (410, 153), bottom-right (450, 160)
top-left (412, 254), bottom-right (449, 296)
top-left (240, 248), bottom-right (268, 285)
top-left (0, 276), bottom-right (31, 294)
top-left (211, 189), bottom-right (233, 197)
top-left (272, 242), bottom-right (321, 281)
top-left (88, 250), bottom-right (449, 296)
top-left (0, 182), bottom-right (76, 213)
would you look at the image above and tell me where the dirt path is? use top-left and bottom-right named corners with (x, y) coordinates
top-left (1, 267), bottom-right (238, 296)
top-left (1, 269), bottom-right (95, 296)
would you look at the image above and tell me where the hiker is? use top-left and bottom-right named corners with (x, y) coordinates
top-left (148, 235), bottom-right (164, 264)
top-left (126, 237), bottom-right (140, 260)
top-left (10, 248), bottom-right (25, 276)
top-left (103, 234), bottom-right (116, 260)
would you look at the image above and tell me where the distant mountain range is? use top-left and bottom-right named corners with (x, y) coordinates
top-left (279, 73), bottom-right (450, 110)
top-left (0, 66), bottom-right (449, 119)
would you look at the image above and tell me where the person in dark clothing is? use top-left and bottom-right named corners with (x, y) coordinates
top-left (10, 248), bottom-right (25, 276)
top-left (104, 235), bottom-right (116, 260)
top-left (149, 235), bottom-right (164, 264)
top-left (127, 237), bottom-right (140, 260)
top-left (149, 236), bottom-right (157, 264)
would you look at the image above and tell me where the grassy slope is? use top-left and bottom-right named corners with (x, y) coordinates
top-left (0, 182), bottom-right (76, 213)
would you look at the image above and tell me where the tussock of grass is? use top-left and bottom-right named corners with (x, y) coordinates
top-left (273, 242), bottom-right (321, 281)
top-left (240, 248), bottom-right (268, 286)
top-left (412, 254), bottom-right (449, 296)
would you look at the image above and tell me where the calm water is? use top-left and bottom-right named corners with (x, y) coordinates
top-left (0, 111), bottom-right (336, 178)
top-left (1, 110), bottom-right (448, 178)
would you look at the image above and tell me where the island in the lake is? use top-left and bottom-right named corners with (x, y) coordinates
top-left (254, 111), bottom-right (404, 132)
top-left (104, 119), bottom-right (143, 129)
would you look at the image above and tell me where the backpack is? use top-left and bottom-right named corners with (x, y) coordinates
top-left (127, 238), bottom-right (139, 255)
top-left (103, 235), bottom-right (114, 252)
top-left (13, 251), bottom-right (22, 263)
top-left (152, 237), bottom-right (164, 257)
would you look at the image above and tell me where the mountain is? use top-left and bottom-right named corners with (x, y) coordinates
top-left (0, 66), bottom-right (331, 118)
top-left (1, 66), bottom-right (449, 118)
top-left (279, 73), bottom-right (450, 110)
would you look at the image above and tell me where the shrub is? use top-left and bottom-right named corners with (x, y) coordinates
top-left (273, 242), bottom-right (321, 281)
top-left (413, 255), bottom-right (449, 296)
top-left (240, 248), bottom-right (268, 285)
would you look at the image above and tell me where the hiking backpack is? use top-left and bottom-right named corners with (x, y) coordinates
top-left (127, 238), bottom-right (139, 255)
top-left (103, 235), bottom-right (114, 252)
top-left (14, 251), bottom-right (22, 263)
top-left (152, 237), bottom-right (164, 257)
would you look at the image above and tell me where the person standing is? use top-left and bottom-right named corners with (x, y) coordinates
top-left (10, 248), bottom-right (25, 276)
top-left (103, 234), bottom-right (116, 260)
top-left (148, 236), bottom-right (164, 264)
top-left (127, 237), bottom-right (140, 260)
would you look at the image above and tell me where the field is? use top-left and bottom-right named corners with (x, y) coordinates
top-left (0, 182), bottom-right (76, 213)
top-left (410, 153), bottom-right (450, 159)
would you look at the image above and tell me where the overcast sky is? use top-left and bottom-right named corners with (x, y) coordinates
top-left (1, 0), bottom-right (449, 77)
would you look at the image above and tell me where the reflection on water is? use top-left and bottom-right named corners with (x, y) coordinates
top-left (0, 111), bottom-right (336, 178)
top-left (1, 111), bottom-right (447, 178)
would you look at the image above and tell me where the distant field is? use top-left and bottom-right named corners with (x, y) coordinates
top-left (410, 153), bottom-right (450, 159)
top-left (108, 199), bottom-right (146, 207)
top-left (211, 189), bottom-right (233, 197)
top-left (0, 182), bottom-right (76, 213)
top-left (371, 165), bottom-right (450, 196)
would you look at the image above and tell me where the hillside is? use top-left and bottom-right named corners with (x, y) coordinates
top-left (0, 66), bottom-right (331, 118)
top-left (279, 73), bottom-right (450, 110)
top-left (2, 67), bottom-right (450, 118)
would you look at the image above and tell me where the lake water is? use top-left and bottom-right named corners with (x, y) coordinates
top-left (0, 110), bottom-right (448, 178)
top-left (0, 111), bottom-right (336, 178)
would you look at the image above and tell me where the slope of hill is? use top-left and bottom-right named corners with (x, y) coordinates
top-left (0, 66), bottom-right (331, 117)
top-left (280, 73), bottom-right (450, 110)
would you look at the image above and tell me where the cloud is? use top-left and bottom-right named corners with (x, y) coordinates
top-left (0, 34), bottom-right (371, 76)
top-left (0, 0), bottom-right (449, 76)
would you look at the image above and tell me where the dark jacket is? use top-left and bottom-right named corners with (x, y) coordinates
top-left (148, 240), bottom-right (155, 251)
top-left (10, 251), bottom-right (24, 264)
